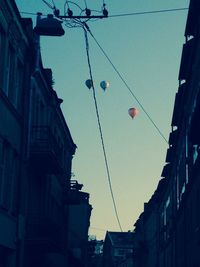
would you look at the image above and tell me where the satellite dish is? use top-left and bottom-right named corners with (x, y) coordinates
top-left (100, 81), bottom-right (109, 91)
top-left (128, 108), bottom-right (139, 119)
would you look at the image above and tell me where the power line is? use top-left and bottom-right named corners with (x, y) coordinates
top-left (90, 226), bottom-right (107, 232)
top-left (85, 26), bottom-right (169, 144)
top-left (19, 6), bottom-right (188, 18)
top-left (83, 26), bottom-right (123, 232)
top-left (108, 7), bottom-right (188, 18)
top-left (41, 0), bottom-right (54, 10)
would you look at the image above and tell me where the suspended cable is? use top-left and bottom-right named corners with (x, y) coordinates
top-left (85, 26), bottom-right (168, 144)
top-left (20, 11), bottom-right (39, 16)
top-left (51, 0), bottom-right (56, 7)
top-left (41, 0), bottom-right (54, 9)
top-left (83, 0), bottom-right (88, 8)
top-left (83, 25), bottom-right (123, 232)
top-left (90, 226), bottom-right (107, 232)
top-left (19, 6), bottom-right (188, 18)
top-left (108, 7), bottom-right (188, 18)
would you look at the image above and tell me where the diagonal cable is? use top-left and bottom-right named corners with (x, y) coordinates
top-left (83, 26), bottom-right (123, 232)
top-left (86, 26), bottom-right (168, 144)
top-left (41, 0), bottom-right (54, 9)
top-left (108, 7), bottom-right (188, 18)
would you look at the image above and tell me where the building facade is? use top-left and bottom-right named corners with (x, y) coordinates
top-left (0, 0), bottom-right (32, 266)
top-left (0, 1), bottom-right (91, 267)
top-left (67, 181), bottom-right (92, 267)
top-left (103, 232), bottom-right (134, 267)
top-left (133, 0), bottom-right (200, 266)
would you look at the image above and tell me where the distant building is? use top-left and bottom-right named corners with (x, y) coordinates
top-left (67, 181), bottom-right (92, 267)
top-left (87, 238), bottom-right (103, 267)
top-left (102, 231), bottom-right (134, 267)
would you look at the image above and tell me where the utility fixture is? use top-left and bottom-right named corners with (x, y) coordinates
top-left (34, 14), bottom-right (65, 36)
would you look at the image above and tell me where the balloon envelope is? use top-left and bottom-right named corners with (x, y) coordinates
top-left (128, 108), bottom-right (138, 119)
top-left (85, 79), bottom-right (93, 89)
top-left (100, 81), bottom-right (109, 91)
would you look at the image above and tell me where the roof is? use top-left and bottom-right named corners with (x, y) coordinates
top-left (106, 231), bottom-right (134, 248)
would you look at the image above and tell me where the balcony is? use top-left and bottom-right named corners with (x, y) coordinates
top-left (171, 83), bottom-right (186, 127)
top-left (29, 126), bottom-right (63, 174)
top-left (169, 129), bottom-right (179, 146)
top-left (178, 38), bottom-right (194, 81)
top-left (26, 213), bottom-right (63, 252)
top-left (64, 180), bottom-right (90, 205)
top-left (64, 190), bottom-right (90, 205)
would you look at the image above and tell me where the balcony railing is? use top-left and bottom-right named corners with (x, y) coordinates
top-left (63, 180), bottom-right (90, 205)
top-left (29, 126), bottom-right (63, 174)
top-left (64, 190), bottom-right (90, 205)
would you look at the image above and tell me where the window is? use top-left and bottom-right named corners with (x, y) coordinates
top-left (13, 59), bottom-right (24, 109)
top-left (192, 145), bottom-right (199, 164)
top-left (176, 147), bottom-right (186, 207)
top-left (0, 139), bottom-right (19, 212)
top-left (0, 28), bottom-right (6, 89)
top-left (115, 248), bottom-right (126, 257)
top-left (1, 144), bottom-right (12, 209)
top-left (0, 138), bottom-right (5, 197)
top-left (34, 95), bottom-right (40, 125)
top-left (10, 153), bottom-right (18, 215)
top-left (4, 45), bottom-right (15, 97)
top-left (161, 196), bottom-right (171, 242)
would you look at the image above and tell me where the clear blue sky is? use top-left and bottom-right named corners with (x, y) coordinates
top-left (16, 0), bottom-right (189, 240)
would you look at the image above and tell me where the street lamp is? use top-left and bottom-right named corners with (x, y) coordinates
top-left (34, 13), bottom-right (65, 36)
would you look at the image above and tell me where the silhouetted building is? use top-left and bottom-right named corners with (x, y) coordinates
top-left (0, 0), bottom-right (32, 266)
top-left (103, 231), bottom-right (134, 267)
top-left (87, 238), bottom-right (104, 267)
top-left (0, 1), bottom-right (92, 267)
top-left (132, 0), bottom-right (200, 266)
top-left (67, 181), bottom-right (92, 267)
top-left (24, 27), bottom-right (77, 266)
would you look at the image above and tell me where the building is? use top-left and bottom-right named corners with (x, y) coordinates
top-left (0, 1), bottom-right (92, 267)
top-left (24, 27), bottom-right (77, 265)
top-left (103, 231), bottom-right (134, 267)
top-left (132, 0), bottom-right (200, 266)
top-left (0, 0), bottom-right (32, 266)
top-left (67, 181), bottom-right (92, 267)
top-left (87, 238), bottom-right (104, 267)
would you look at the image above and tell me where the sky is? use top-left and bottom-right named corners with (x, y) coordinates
top-left (16, 0), bottom-right (189, 240)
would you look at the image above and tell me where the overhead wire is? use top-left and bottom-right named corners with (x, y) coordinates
top-left (41, 0), bottom-right (54, 10)
top-left (108, 7), bottom-right (188, 18)
top-left (85, 26), bottom-right (169, 144)
top-left (51, 0), bottom-right (56, 7)
top-left (83, 24), bottom-right (123, 232)
top-left (83, 0), bottom-right (88, 8)
top-left (90, 226), bottom-right (107, 232)
top-left (20, 2), bottom-right (186, 232)
top-left (19, 6), bottom-right (188, 18)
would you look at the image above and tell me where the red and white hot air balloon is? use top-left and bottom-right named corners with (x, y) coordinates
top-left (128, 107), bottom-right (139, 119)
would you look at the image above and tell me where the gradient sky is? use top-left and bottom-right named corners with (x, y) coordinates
top-left (16, 0), bottom-right (189, 240)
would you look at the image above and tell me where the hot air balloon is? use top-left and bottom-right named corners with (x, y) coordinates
top-left (128, 107), bottom-right (138, 119)
top-left (85, 79), bottom-right (93, 89)
top-left (100, 81), bottom-right (109, 91)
